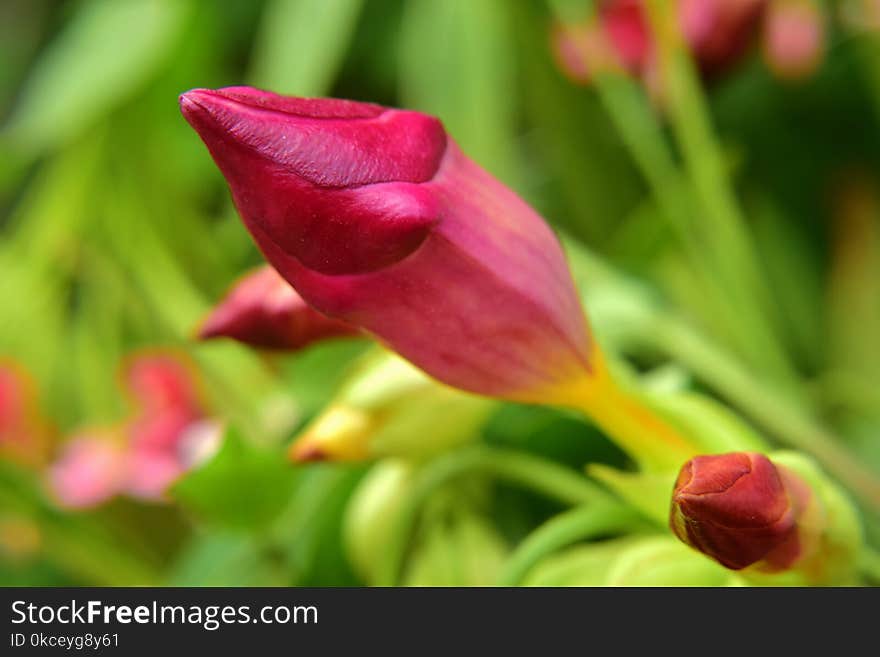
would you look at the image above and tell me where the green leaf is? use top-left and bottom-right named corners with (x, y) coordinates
top-left (281, 338), bottom-right (371, 421)
top-left (403, 507), bottom-right (508, 587)
top-left (516, 1), bottom-right (643, 243)
top-left (273, 464), bottom-right (365, 586)
top-left (645, 390), bottom-right (769, 454)
top-left (168, 534), bottom-right (284, 586)
top-left (751, 196), bottom-right (824, 371)
top-left (249, 0), bottom-right (363, 95)
top-left (605, 536), bottom-right (742, 586)
top-left (4, 0), bottom-right (189, 153)
top-left (171, 427), bottom-right (297, 532)
top-left (586, 464), bottom-right (674, 525)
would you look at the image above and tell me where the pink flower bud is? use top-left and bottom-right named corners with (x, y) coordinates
top-left (602, 0), bottom-right (653, 71)
top-left (762, 0), bottom-right (825, 80)
top-left (551, 22), bottom-right (615, 84)
top-left (669, 452), bottom-right (809, 570)
top-left (679, 0), bottom-right (766, 75)
top-left (181, 87), bottom-right (595, 403)
top-left (551, 1), bottom-right (767, 86)
top-left (551, 2), bottom-right (650, 84)
top-left (198, 265), bottom-right (358, 350)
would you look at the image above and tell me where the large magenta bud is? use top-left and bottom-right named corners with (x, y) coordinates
top-left (180, 87), bottom-right (595, 402)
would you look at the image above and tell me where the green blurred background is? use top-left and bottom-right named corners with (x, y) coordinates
top-left (1, 0), bottom-right (879, 586)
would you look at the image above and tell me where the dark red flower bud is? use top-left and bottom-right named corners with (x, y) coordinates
top-left (198, 265), bottom-right (358, 350)
top-left (669, 452), bottom-right (810, 570)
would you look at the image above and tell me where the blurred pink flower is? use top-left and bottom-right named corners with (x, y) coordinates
top-left (47, 351), bottom-right (222, 508)
top-left (48, 432), bottom-right (127, 509)
top-left (552, 0), bottom-right (824, 85)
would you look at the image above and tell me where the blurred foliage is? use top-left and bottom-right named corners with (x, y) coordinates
top-left (1, 0), bottom-right (879, 586)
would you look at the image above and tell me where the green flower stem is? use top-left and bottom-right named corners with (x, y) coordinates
top-left (592, 77), bottom-right (796, 395)
top-left (566, 375), bottom-right (699, 471)
top-left (569, 241), bottom-right (880, 521)
top-left (651, 313), bottom-right (880, 514)
top-left (496, 503), bottom-right (648, 586)
top-left (642, 0), bottom-right (800, 392)
top-left (549, 0), bottom-right (798, 393)
top-left (375, 446), bottom-right (613, 586)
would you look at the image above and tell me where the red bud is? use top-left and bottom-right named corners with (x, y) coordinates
top-left (670, 452), bottom-right (809, 570)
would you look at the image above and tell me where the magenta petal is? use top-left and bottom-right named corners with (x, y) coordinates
top-left (198, 265), bottom-right (358, 350)
top-left (181, 88), bottom-right (444, 275)
top-left (181, 87), bottom-right (595, 401)
top-left (180, 87), bottom-right (446, 188)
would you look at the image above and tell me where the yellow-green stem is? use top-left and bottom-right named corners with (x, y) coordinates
top-left (558, 373), bottom-right (697, 471)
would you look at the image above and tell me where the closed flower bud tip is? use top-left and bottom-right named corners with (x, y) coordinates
top-left (198, 265), bottom-right (359, 350)
top-left (679, 0), bottom-right (766, 75)
top-left (670, 452), bottom-right (809, 571)
top-left (181, 86), bottom-right (595, 404)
